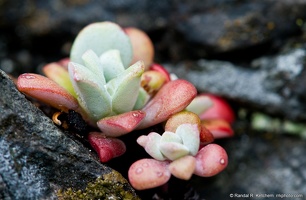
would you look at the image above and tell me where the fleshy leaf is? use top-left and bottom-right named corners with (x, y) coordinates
top-left (176, 124), bottom-right (200, 156)
top-left (125, 27), bottom-right (154, 70)
top-left (164, 110), bottom-right (201, 133)
top-left (133, 87), bottom-right (150, 110)
top-left (169, 155), bottom-right (196, 180)
top-left (141, 70), bottom-right (167, 95)
top-left (88, 132), bottom-right (126, 162)
top-left (194, 144), bottom-right (228, 177)
top-left (68, 62), bottom-right (111, 121)
top-left (42, 62), bottom-right (77, 98)
top-left (97, 110), bottom-right (145, 137)
top-left (186, 95), bottom-right (213, 116)
top-left (17, 73), bottom-right (79, 112)
top-left (81, 49), bottom-right (106, 84)
top-left (138, 79), bottom-right (197, 129)
top-left (99, 49), bottom-right (125, 82)
top-left (149, 63), bottom-right (171, 82)
top-left (137, 132), bottom-right (166, 161)
top-left (70, 21), bottom-right (132, 68)
top-left (106, 61), bottom-right (144, 114)
top-left (200, 125), bottom-right (215, 144)
top-left (159, 142), bottom-right (189, 161)
top-left (160, 131), bottom-right (182, 144)
top-left (202, 119), bottom-right (234, 139)
top-left (128, 159), bottom-right (170, 190)
top-left (199, 94), bottom-right (235, 123)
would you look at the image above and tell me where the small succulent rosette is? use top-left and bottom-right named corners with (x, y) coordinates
top-left (15, 21), bottom-right (236, 191)
top-left (16, 21), bottom-right (199, 161)
top-left (128, 109), bottom-right (232, 190)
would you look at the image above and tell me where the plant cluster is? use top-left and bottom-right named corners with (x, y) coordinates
top-left (16, 21), bottom-right (235, 190)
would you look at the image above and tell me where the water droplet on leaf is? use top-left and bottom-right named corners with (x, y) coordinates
top-left (156, 171), bottom-right (163, 177)
top-left (136, 167), bottom-right (143, 174)
top-left (23, 74), bottom-right (35, 79)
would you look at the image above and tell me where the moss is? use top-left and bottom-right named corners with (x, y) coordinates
top-left (57, 171), bottom-right (140, 200)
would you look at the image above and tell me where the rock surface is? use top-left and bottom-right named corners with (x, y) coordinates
top-left (166, 46), bottom-right (306, 122)
top-left (0, 70), bottom-right (139, 199)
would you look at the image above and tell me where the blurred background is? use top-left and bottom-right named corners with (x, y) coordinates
top-left (1, 0), bottom-right (306, 199)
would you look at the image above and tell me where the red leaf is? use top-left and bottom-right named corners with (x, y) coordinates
top-left (138, 79), bottom-right (197, 129)
top-left (199, 94), bottom-right (235, 123)
top-left (17, 73), bottom-right (79, 112)
top-left (88, 132), bottom-right (126, 162)
top-left (97, 110), bottom-right (145, 137)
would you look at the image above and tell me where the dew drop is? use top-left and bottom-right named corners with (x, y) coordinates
top-left (135, 167), bottom-right (143, 174)
top-left (156, 171), bottom-right (163, 177)
top-left (220, 158), bottom-right (225, 165)
top-left (23, 74), bottom-right (35, 79)
top-left (142, 163), bottom-right (149, 167)
top-left (132, 113), bottom-right (139, 117)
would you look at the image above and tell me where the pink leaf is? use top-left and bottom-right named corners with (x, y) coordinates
top-left (199, 94), bottom-right (235, 123)
top-left (125, 27), bottom-right (154, 70)
top-left (137, 132), bottom-right (166, 161)
top-left (88, 132), bottom-right (126, 162)
top-left (169, 155), bottom-right (196, 180)
top-left (42, 62), bottom-right (77, 97)
top-left (97, 110), bottom-right (145, 137)
top-left (17, 73), bottom-right (79, 112)
top-left (138, 79), bottom-right (197, 129)
top-left (199, 125), bottom-right (215, 144)
top-left (164, 110), bottom-right (201, 133)
top-left (202, 119), bottom-right (234, 139)
top-left (194, 144), bottom-right (228, 177)
top-left (149, 63), bottom-right (171, 82)
top-left (128, 158), bottom-right (170, 190)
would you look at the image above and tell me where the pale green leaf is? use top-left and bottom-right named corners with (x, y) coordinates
top-left (81, 49), bottom-right (106, 85)
top-left (70, 21), bottom-right (133, 68)
top-left (133, 87), bottom-right (150, 110)
top-left (159, 142), bottom-right (189, 161)
top-left (186, 95), bottom-right (213, 116)
top-left (99, 49), bottom-right (125, 82)
top-left (176, 124), bottom-right (200, 156)
top-left (160, 131), bottom-right (182, 144)
top-left (106, 61), bottom-right (144, 114)
top-left (68, 62), bottom-right (111, 121)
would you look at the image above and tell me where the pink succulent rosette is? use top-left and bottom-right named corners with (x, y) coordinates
top-left (128, 106), bottom-right (232, 190)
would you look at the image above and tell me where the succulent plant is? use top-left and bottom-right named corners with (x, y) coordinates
top-left (187, 93), bottom-right (235, 138)
top-left (137, 123), bottom-right (200, 161)
top-left (16, 21), bottom-right (197, 159)
top-left (15, 21), bottom-right (236, 191)
top-left (128, 110), bottom-right (230, 190)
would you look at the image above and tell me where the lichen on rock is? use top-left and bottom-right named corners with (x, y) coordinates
top-left (57, 171), bottom-right (140, 200)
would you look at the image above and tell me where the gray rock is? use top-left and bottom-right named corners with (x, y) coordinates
top-left (194, 132), bottom-right (306, 199)
top-left (0, 0), bottom-right (305, 56)
top-left (166, 47), bottom-right (306, 121)
top-left (176, 0), bottom-right (306, 54)
top-left (0, 69), bottom-right (139, 199)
